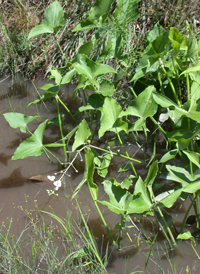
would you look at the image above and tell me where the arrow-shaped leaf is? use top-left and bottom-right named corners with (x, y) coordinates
top-left (12, 120), bottom-right (47, 160)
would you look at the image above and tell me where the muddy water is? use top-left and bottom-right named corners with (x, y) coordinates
top-left (0, 74), bottom-right (200, 273)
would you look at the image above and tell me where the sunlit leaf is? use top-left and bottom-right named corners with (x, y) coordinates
top-left (72, 149), bottom-right (97, 199)
top-left (12, 120), bottom-right (47, 160)
top-left (120, 86), bottom-right (157, 118)
top-left (73, 54), bottom-right (116, 86)
top-left (183, 150), bottom-right (200, 169)
top-left (159, 149), bottom-right (178, 163)
top-left (177, 231), bottom-right (194, 242)
top-left (72, 119), bottom-right (91, 151)
top-left (99, 97), bottom-right (122, 138)
top-left (61, 69), bottom-right (76, 85)
top-left (128, 177), bottom-right (152, 214)
top-left (28, 1), bottom-right (65, 39)
top-left (169, 27), bottom-right (184, 55)
top-left (158, 189), bottom-right (182, 208)
top-left (98, 79), bottom-right (115, 96)
top-left (73, 0), bottom-right (114, 31)
top-left (113, 0), bottom-right (139, 26)
top-left (3, 112), bottom-right (37, 133)
top-left (100, 179), bottom-right (130, 214)
top-left (183, 181), bottom-right (200, 194)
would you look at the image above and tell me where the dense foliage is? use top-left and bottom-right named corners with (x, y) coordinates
top-left (3, 0), bottom-right (200, 271)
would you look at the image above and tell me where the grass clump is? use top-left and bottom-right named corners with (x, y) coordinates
top-left (0, 199), bottom-right (109, 274)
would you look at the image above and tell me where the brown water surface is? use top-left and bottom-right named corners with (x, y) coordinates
top-left (0, 74), bottom-right (200, 273)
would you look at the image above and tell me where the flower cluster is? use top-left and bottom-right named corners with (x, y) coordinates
top-left (47, 175), bottom-right (62, 191)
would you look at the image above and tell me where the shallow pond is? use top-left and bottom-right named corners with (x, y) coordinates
top-left (1, 74), bottom-right (200, 273)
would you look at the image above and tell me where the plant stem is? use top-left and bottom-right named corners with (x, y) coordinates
top-left (57, 96), bottom-right (76, 121)
top-left (55, 95), bottom-right (68, 162)
top-left (44, 147), bottom-right (63, 166)
top-left (89, 144), bottom-right (146, 166)
top-left (161, 64), bottom-right (181, 107)
top-left (88, 186), bottom-right (117, 247)
top-left (180, 195), bottom-right (196, 234)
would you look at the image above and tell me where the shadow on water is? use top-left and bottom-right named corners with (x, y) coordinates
top-left (0, 74), bottom-right (200, 273)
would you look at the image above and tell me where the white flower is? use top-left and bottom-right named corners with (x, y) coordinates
top-left (47, 175), bottom-right (55, 181)
top-left (53, 180), bottom-right (62, 191)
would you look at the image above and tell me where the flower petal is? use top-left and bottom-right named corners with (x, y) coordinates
top-left (47, 175), bottom-right (55, 181)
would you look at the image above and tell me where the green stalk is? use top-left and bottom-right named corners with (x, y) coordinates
top-left (87, 181), bottom-right (117, 247)
top-left (152, 188), bottom-right (177, 248)
top-left (43, 147), bottom-right (63, 166)
top-left (75, 201), bottom-right (109, 273)
top-left (172, 55), bottom-right (182, 103)
top-left (154, 207), bottom-right (175, 249)
top-left (89, 144), bottom-right (146, 166)
top-left (158, 72), bottom-right (164, 95)
top-left (118, 214), bottom-right (124, 250)
top-left (55, 36), bottom-right (68, 64)
top-left (161, 65), bottom-right (181, 107)
top-left (57, 96), bottom-right (76, 121)
top-left (55, 95), bottom-right (68, 162)
top-left (186, 73), bottom-right (190, 100)
top-left (191, 241), bottom-right (200, 259)
top-left (180, 195), bottom-right (196, 234)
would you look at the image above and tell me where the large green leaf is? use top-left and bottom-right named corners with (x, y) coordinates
top-left (78, 94), bottom-right (105, 112)
top-left (73, 54), bottom-right (116, 86)
top-left (61, 69), bottom-right (76, 85)
top-left (100, 179), bottom-right (130, 214)
top-left (167, 129), bottom-right (198, 150)
top-left (158, 189), bottom-right (182, 208)
top-left (12, 120), bottom-right (47, 160)
top-left (72, 149), bottom-right (98, 200)
top-left (153, 92), bottom-right (179, 108)
top-left (169, 27), bottom-right (184, 55)
top-left (49, 69), bottom-right (62, 85)
top-left (113, 0), bottom-right (139, 26)
top-left (151, 31), bottom-right (171, 55)
top-left (183, 181), bottom-right (200, 194)
top-left (73, 0), bottom-right (114, 31)
top-left (120, 86), bottom-right (157, 118)
top-left (96, 146), bottom-right (113, 178)
top-left (28, 24), bottom-right (54, 39)
top-left (3, 113), bottom-right (37, 133)
top-left (164, 165), bottom-right (196, 187)
top-left (159, 149), bottom-right (178, 163)
top-left (145, 161), bottom-right (158, 200)
top-left (99, 31), bottom-right (123, 61)
top-left (147, 22), bottom-right (165, 42)
top-left (86, 149), bottom-right (98, 201)
top-left (72, 120), bottom-right (91, 151)
top-left (99, 97), bottom-right (123, 138)
top-left (183, 150), bottom-right (200, 169)
top-left (180, 60), bottom-right (200, 75)
top-left (177, 231), bottom-right (194, 241)
top-left (187, 26), bottom-right (198, 60)
top-left (28, 1), bottom-right (65, 39)
top-left (98, 80), bottom-right (115, 96)
top-left (128, 177), bottom-right (152, 214)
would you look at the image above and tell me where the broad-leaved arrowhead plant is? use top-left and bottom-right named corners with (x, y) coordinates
top-left (4, 0), bottom-right (200, 252)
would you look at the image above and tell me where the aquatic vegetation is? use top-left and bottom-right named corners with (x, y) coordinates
top-left (3, 0), bottom-right (200, 271)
